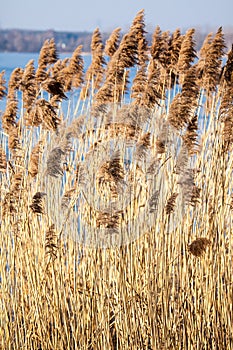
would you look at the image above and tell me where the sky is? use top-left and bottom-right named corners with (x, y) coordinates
top-left (1, 0), bottom-right (233, 33)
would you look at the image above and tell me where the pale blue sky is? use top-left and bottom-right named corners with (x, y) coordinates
top-left (1, 0), bottom-right (233, 33)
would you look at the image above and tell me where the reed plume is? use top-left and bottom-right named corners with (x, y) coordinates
top-left (65, 114), bottom-right (86, 138)
top-left (195, 32), bottom-right (213, 82)
top-left (131, 10), bottom-right (149, 103)
top-left (220, 84), bottom-right (233, 151)
top-left (47, 38), bottom-right (58, 65)
top-left (0, 70), bottom-right (7, 99)
top-left (115, 33), bottom-right (138, 70)
top-left (178, 169), bottom-right (201, 206)
top-left (2, 192), bottom-right (17, 217)
top-left (46, 147), bottom-right (65, 178)
top-left (42, 77), bottom-right (67, 100)
top-left (155, 137), bottom-right (166, 155)
top-left (199, 32), bottom-right (213, 58)
top-left (30, 192), bottom-right (47, 214)
top-left (181, 65), bottom-right (199, 100)
top-left (8, 126), bottom-right (21, 153)
top-left (182, 114), bottom-right (199, 155)
top-left (92, 78), bottom-right (115, 105)
top-left (116, 104), bottom-right (148, 129)
top-left (35, 98), bottom-right (61, 132)
top-left (35, 39), bottom-right (50, 82)
top-left (2, 172), bottom-right (25, 219)
top-left (45, 224), bottom-right (58, 261)
top-left (188, 237), bottom-right (211, 257)
top-left (169, 29), bottom-right (183, 72)
top-left (52, 46), bottom-right (84, 93)
top-left (230, 194), bottom-right (233, 210)
top-left (8, 67), bottom-right (24, 98)
top-left (2, 67), bottom-right (23, 131)
top-left (141, 60), bottom-right (163, 107)
top-left (157, 31), bottom-right (171, 69)
top-left (1, 100), bottom-right (18, 132)
top-left (135, 132), bottom-right (151, 160)
top-left (48, 58), bottom-right (69, 95)
top-left (37, 47), bottom-right (69, 99)
top-left (151, 25), bottom-right (163, 61)
top-left (165, 192), bottom-right (178, 215)
top-left (61, 188), bottom-right (76, 209)
top-left (96, 209), bottom-right (121, 234)
top-left (94, 12), bottom-right (146, 105)
top-left (177, 28), bottom-right (196, 78)
top-left (131, 64), bottom-right (147, 104)
top-left (91, 27), bottom-right (104, 52)
top-left (65, 45), bottom-right (84, 90)
top-left (93, 54), bottom-right (125, 104)
top-left (223, 44), bottom-right (233, 85)
top-left (28, 141), bottom-right (44, 177)
top-left (113, 10), bottom-right (142, 70)
top-left (35, 38), bottom-right (58, 85)
top-left (131, 11), bottom-right (149, 101)
top-left (97, 151), bottom-right (125, 198)
top-left (0, 147), bottom-right (7, 173)
top-left (148, 190), bottom-right (159, 213)
top-left (131, 9), bottom-right (148, 65)
top-left (20, 59), bottom-right (37, 110)
top-left (168, 93), bottom-right (186, 129)
top-left (81, 28), bottom-right (106, 96)
top-left (175, 147), bottom-right (189, 174)
top-left (24, 103), bottom-right (42, 127)
top-left (151, 28), bottom-right (179, 90)
top-left (168, 66), bottom-right (198, 129)
top-left (189, 185), bottom-right (201, 206)
top-left (106, 151), bottom-right (124, 185)
top-left (198, 27), bottom-right (226, 92)
top-left (10, 172), bottom-right (24, 194)
top-left (50, 57), bottom-right (69, 77)
top-left (105, 27), bottom-right (121, 57)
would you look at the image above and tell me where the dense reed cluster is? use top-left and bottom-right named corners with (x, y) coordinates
top-left (0, 10), bottom-right (233, 349)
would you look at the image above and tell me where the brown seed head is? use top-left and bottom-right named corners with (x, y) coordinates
top-left (188, 238), bottom-right (211, 257)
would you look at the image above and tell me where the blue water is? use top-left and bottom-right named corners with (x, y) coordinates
top-left (0, 52), bottom-right (137, 116)
top-left (0, 52), bottom-right (138, 124)
top-left (0, 52), bottom-right (92, 112)
top-left (0, 51), bottom-right (218, 131)
top-left (0, 52), bottom-right (92, 80)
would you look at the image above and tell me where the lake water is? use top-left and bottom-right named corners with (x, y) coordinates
top-left (0, 52), bottom-right (137, 113)
top-left (0, 52), bottom-right (92, 80)
top-left (0, 52), bottom-right (93, 113)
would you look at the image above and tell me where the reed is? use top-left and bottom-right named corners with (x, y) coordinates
top-left (0, 10), bottom-right (232, 350)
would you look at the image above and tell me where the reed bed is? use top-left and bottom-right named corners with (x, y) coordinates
top-left (0, 10), bottom-right (233, 349)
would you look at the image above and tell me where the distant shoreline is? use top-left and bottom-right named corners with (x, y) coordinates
top-left (1, 28), bottom-right (233, 53)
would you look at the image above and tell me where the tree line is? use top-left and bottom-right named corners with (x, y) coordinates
top-left (0, 28), bottom-right (233, 53)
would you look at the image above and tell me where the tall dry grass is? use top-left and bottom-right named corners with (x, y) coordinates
top-left (0, 10), bottom-right (233, 349)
